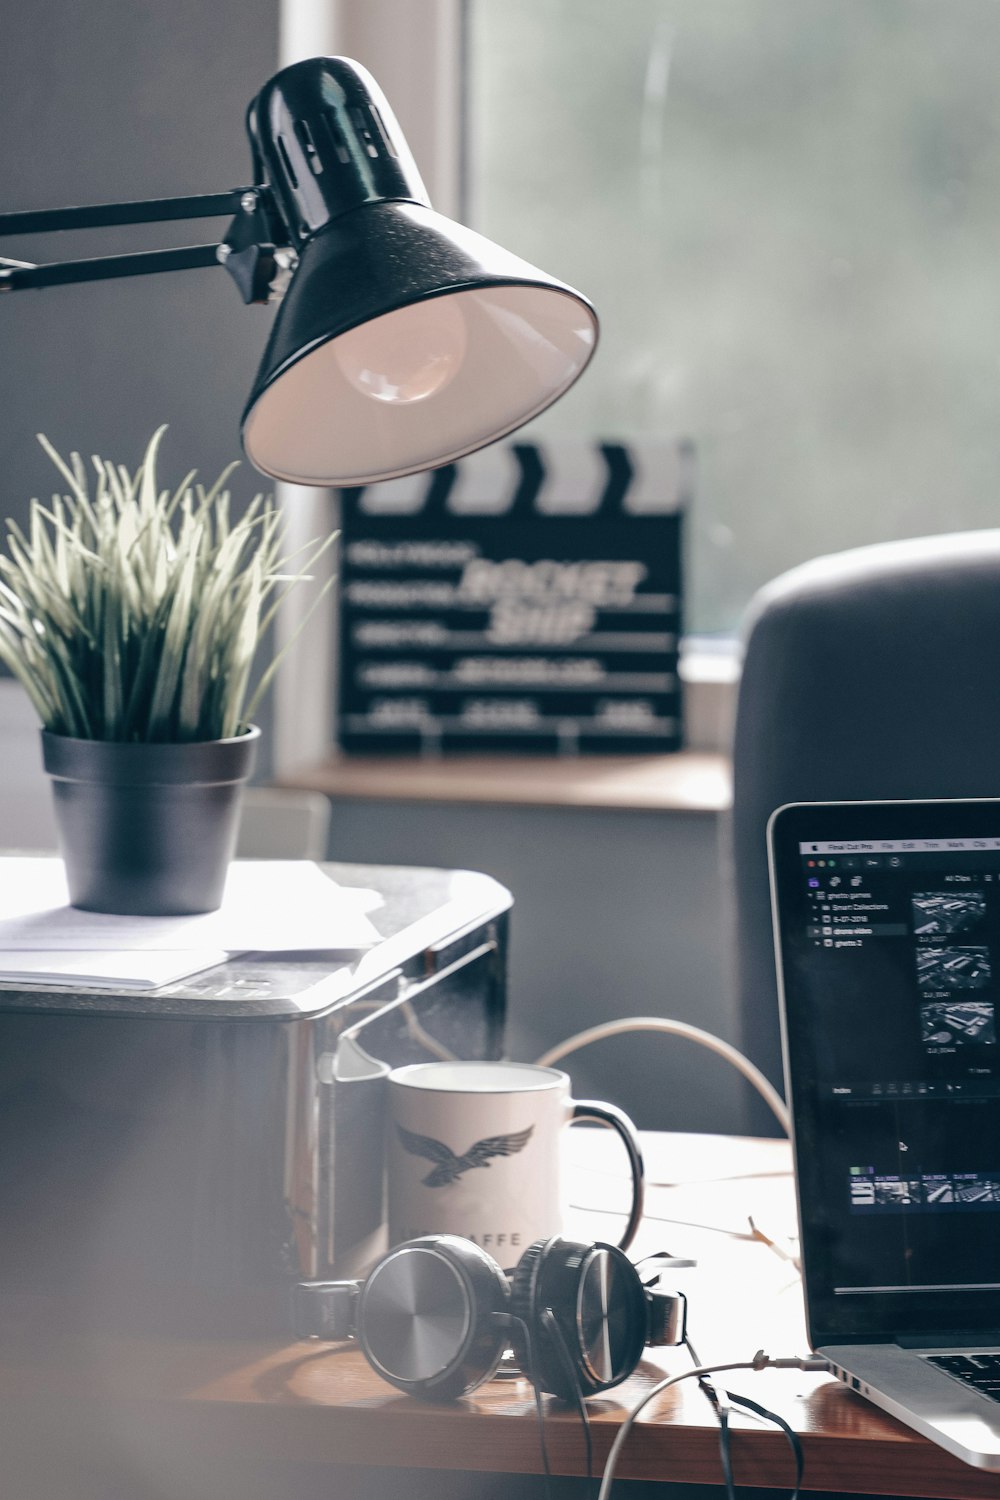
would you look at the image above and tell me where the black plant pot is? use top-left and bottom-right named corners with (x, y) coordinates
top-left (41, 727), bottom-right (261, 915)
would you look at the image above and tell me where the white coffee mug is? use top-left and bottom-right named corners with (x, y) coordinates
top-left (386, 1060), bottom-right (644, 1261)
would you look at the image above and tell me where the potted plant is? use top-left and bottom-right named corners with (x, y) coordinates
top-left (0, 427), bottom-right (333, 915)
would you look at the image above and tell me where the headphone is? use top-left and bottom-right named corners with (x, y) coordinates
top-left (293, 1233), bottom-right (686, 1402)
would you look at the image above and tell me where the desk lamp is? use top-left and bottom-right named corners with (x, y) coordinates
top-left (0, 56), bottom-right (598, 487)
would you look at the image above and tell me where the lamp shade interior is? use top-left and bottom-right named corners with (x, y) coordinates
top-left (243, 282), bottom-right (597, 487)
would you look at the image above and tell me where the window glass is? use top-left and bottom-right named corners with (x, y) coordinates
top-left (469, 0), bottom-right (1000, 633)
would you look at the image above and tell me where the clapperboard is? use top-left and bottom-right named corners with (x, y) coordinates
top-left (337, 439), bottom-right (691, 755)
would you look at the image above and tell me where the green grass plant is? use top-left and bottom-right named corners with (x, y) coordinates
top-left (0, 426), bottom-right (335, 742)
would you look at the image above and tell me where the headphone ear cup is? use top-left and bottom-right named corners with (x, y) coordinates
top-left (509, 1237), bottom-right (588, 1400)
top-left (356, 1236), bottom-right (509, 1400)
top-left (510, 1236), bottom-right (648, 1400)
top-left (508, 1238), bottom-right (549, 1386)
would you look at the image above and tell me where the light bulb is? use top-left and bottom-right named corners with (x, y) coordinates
top-left (333, 297), bottom-right (468, 405)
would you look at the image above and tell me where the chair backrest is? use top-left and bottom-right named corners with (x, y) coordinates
top-left (729, 529), bottom-right (1000, 1128)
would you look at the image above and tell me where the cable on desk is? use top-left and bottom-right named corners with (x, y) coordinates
top-left (595, 1350), bottom-right (828, 1500)
top-left (507, 1312), bottom-right (555, 1500)
top-left (686, 1333), bottom-right (805, 1500)
top-left (540, 1307), bottom-right (594, 1488)
top-left (718, 1388), bottom-right (804, 1500)
top-left (505, 1307), bottom-right (595, 1499)
top-left (572, 1158), bottom-right (792, 1188)
top-left (687, 1340), bottom-right (738, 1500)
top-left (535, 1017), bottom-right (791, 1137)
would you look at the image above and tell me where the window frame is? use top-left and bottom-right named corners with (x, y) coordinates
top-left (272, 0), bottom-right (467, 777)
top-left (272, 0), bottom-right (735, 773)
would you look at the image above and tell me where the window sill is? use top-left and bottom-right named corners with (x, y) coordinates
top-left (279, 749), bottom-right (732, 814)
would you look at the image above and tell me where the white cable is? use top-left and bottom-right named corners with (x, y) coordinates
top-left (535, 1017), bottom-right (791, 1137)
top-left (401, 1000), bottom-right (459, 1063)
top-left (597, 1357), bottom-right (760, 1500)
top-left (596, 1351), bottom-right (827, 1500)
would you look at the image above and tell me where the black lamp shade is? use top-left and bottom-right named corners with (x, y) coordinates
top-left (242, 201), bottom-right (597, 486)
top-left (239, 58), bottom-right (598, 488)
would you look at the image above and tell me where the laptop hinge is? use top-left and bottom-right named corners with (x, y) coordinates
top-left (895, 1331), bottom-right (1000, 1349)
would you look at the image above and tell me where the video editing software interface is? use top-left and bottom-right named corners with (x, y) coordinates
top-left (788, 834), bottom-right (1000, 1300)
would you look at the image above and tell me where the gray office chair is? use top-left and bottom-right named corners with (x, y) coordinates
top-left (728, 529), bottom-right (1000, 1130)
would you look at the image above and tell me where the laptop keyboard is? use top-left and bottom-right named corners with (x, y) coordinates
top-left (927, 1354), bottom-right (1000, 1403)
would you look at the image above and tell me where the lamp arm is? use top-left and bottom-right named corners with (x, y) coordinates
top-left (0, 185), bottom-right (290, 302)
top-left (0, 189), bottom-right (253, 238)
top-left (0, 244), bottom-right (225, 293)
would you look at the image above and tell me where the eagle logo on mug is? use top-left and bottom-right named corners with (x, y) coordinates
top-left (396, 1123), bottom-right (534, 1186)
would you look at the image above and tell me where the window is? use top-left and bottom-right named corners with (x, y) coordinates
top-left (468, 0), bottom-right (1000, 634)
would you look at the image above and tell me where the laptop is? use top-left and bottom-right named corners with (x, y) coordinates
top-left (769, 799), bottom-right (1000, 1470)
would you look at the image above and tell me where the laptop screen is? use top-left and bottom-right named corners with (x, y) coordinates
top-left (769, 800), bottom-right (1000, 1343)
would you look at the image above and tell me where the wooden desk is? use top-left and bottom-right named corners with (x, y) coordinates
top-left (1, 1133), bottom-right (997, 1500)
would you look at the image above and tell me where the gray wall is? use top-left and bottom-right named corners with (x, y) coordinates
top-left (327, 798), bottom-right (746, 1136)
top-left (0, 0), bottom-right (279, 609)
top-left (0, 4), bottom-right (749, 1142)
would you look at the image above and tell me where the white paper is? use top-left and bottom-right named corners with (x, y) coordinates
top-left (0, 949), bottom-right (229, 990)
top-left (0, 858), bottom-right (383, 952)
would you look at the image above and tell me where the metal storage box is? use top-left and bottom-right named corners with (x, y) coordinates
top-left (0, 861), bottom-right (510, 1334)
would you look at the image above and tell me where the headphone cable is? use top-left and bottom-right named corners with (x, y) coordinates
top-left (686, 1334), bottom-right (804, 1500)
top-left (685, 1336), bottom-right (737, 1500)
top-left (539, 1305), bottom-right (594, 1489)
top-left (719, 1388), bottom-right (804, 1500)
top-left (596, 1350), bottom-right (825, 1500)
top-left (506, 1311), bottom-right (555, 1500)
